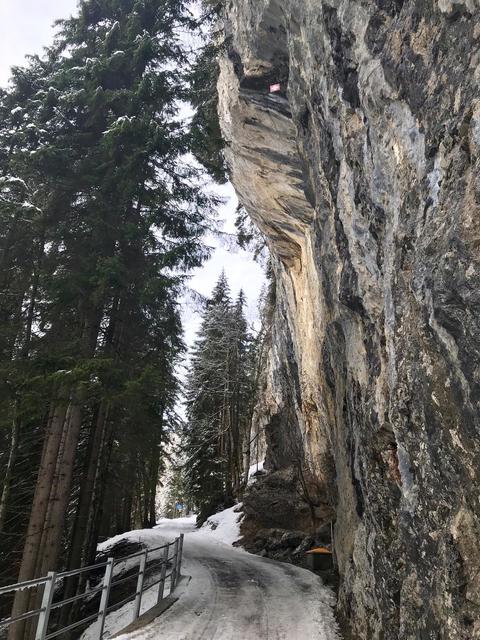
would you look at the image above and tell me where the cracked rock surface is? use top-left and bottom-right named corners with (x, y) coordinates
top-left (218, 1), bottom-right (480, 638)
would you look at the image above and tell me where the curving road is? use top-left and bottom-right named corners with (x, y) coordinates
top-left (116, 517), bottom-right (340, 640)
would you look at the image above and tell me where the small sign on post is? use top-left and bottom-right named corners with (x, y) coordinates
top-left (269, 83), bottom-right (281, 93)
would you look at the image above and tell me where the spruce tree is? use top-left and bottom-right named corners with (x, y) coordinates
top-left (0, 1), bottom-right (215, 635)
top-left (182, 274), bottom-right (256, 523)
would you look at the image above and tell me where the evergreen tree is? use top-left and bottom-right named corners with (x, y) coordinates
top-left (187, 2), bottom-right (227, 183)
top-left (164, 463), bottom-right (190, 518)
top-left (229, 290), bottom-right (256, 490)
top-left (0, 1), bottom-right (215, 635)
top-left (182, 274), bottom-right (256, 523)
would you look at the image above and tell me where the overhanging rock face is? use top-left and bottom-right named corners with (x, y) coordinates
top-left (218, 1), bottom-right (480, 638)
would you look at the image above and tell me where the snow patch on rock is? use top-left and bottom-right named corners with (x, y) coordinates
top-left (247, 459), bottom-right (265, 485)
top-left (199, 504), bottom-right (244, 546)
top-left (97, 528), bottom-right (170, 554)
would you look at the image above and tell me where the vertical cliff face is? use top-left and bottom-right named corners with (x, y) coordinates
top-left (217, 1), bottom-right (480, 638)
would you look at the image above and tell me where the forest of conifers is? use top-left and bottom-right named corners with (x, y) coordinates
top-left (0, 0), bottom-right (261, 636)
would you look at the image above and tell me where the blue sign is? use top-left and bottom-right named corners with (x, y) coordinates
top-left (175, 503), bottom-right (184, 511)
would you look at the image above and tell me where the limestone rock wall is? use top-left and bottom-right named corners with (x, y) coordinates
top-left (218, 1), bottom-right (480, 638)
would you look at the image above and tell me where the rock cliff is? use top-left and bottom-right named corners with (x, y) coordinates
top-left (217, 1), bottom-right (480, 638)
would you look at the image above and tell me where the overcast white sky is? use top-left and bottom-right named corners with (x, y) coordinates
top-left (0, 1), bottom-right (266, 348)
top-left (0, 1), bottom-right (78, 85)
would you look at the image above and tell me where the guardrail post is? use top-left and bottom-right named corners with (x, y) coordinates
top-left (177, 534), bottom-right (184, 578)
top-left (170, 537), bottom-right (180, 592)
top-left (133, 549), bottom-right (148, 622)
top-left (98, 557), bottom-right (114, 639)
top-left (157, 544), bottom-right (169, 604)
top-left (35, 572), bottom-right (56, 640)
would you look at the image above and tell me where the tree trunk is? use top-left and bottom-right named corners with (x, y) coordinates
top-left (148, 444), bottom-right (160, 527)
top-left (8, 397), bottom-right (68, 640)
top-left (10, 303), bottom-right (101, 639)
top-left (83, 417), bottom-right (117, 566)
top-left (58, 401), bottom-right (110, 627)
top-left (0, 412), bottom-right (20, 532)
top-left (36, 392), bottom-right (86, 577)
top-left (0, 238), bottom-right (43, 533)
top-left (66, 296), bottom-right (119, 574)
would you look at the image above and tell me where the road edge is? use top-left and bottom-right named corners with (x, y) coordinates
top-left (111, 575), bottom-right (192, 638)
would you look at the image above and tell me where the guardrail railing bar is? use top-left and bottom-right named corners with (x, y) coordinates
top-left (170, 538), bottom-right (179, 592)
top-left (105, 592), bottom-right (137, 615)
top-left (132, 549), bottom-right (148, 622)
top-left (1, 534), bottom-right (184, 640)
top-left (146, 543), bottom-right (169, 554)
top-left (111, 571), bottom-right (141, 588)
top-left (157, 543), bottom-right (169, 604)
top-left (0, 576), bottom-right (50, 595)
top-left (145, 573), bottom-right (166, 592)
top-left (177, 534), bottom-right (184, 579)
top-left (112, 549), bottom-right (144, 564)
top-left (57, 561), bottom-right (109, 579)
top-left (49, 584), bottom-right (105, 611)
top-left (35, 572), bottom-right (56, 640)
top-left (0, 607), bottom-right (45, 628)
top-left (113, 542), bottom-right (168, 564)
top-left (98, 557), bottom-right (114, 639)
top-left (45, 610), bottom-right (101, 640)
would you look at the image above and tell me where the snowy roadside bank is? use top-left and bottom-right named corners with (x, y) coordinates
top-left (196, 504), bottom-right (244, 546)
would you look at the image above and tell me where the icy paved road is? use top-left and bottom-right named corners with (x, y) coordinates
top-left (117, 517), bottom-right (340, 640)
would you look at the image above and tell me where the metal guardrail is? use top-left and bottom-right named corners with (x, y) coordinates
top-left (0, 533), bottom-right (185, 640)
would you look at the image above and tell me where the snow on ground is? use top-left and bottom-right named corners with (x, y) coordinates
top-left (113, 513), bottom-right (341, 640)
top-left (80, 577), bottom-right (166, 640)
top-left (81, 508), bottom-right (341, 640)
top-left (155, 514), bottom-right (197, 530)
top-left (96, 528), bottom-right (175, 580)
top-left (81, 516), bottom-right (199, 639)
top-left (97, 528), bottom-right (172, 554)
top-left (80, 530), bottom-right (177, 639)
top-left (199, 504), bottom-right (244, 545)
